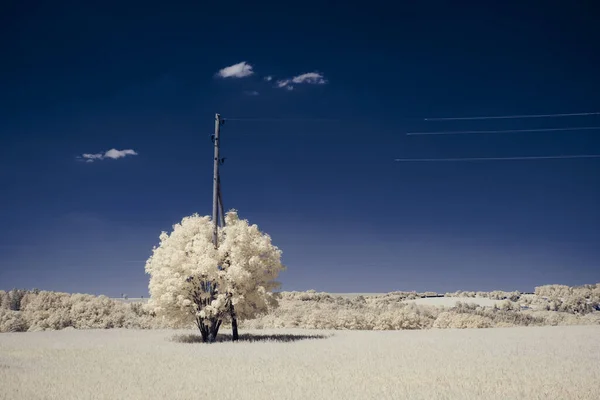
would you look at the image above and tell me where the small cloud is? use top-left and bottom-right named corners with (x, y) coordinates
top-left (216, 61), bottom-right (254, 78)
top-left (291, 72), bottom-right (327, 84)
top-left (81, 153), bottom-right (104, 161)
top-left (104, 149), bottom-right (138, 159)
top-left (244, 90), bottom-right (260, 96)
top-left (264, 76), bottom-right (273, 82)
top-left (77, 149), bottom-right (138, 163)
top-left (274, 72), bottom-right (327, 90)
top-left (276, 79), bottom-right (291, 88)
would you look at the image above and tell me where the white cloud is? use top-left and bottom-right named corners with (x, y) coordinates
top-left (104, 149), bottom-right (138, 159)
top-left (274, 72), bottom-right (327, 90)
top-left (81, 153), bottom-right (104, 161)
top-left (216, 61), bottom-right (254, 78)
top-left (78, 149), bottom-right (138, 163)
top-left (244, 90), bottom-right (260, 96)
top-left (291, 72), bottom-right (327, 84)
top-left (264, 76), bottom-right (273, 82)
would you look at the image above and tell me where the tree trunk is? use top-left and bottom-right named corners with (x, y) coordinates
top-left (208, 318), bottom-right (221, 343)
top-left (230, 303), bottom-right (239, 341)
top-left (198, 321), bottom-right (209, 343)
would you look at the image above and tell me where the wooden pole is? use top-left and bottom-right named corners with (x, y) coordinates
top-left (206, 113), bottom-right (222, 343)
top-left (212, 113), bottom-right (221, 248)
top-left (217, 175), bottom-right (225, 228)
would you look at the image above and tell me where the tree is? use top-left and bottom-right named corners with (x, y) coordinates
top-left (9, 289), bottom-right (26, 311)
top-left (145, 210), bottom-right (285, 343)
top-left (0, 291), bottom-right (8, 310)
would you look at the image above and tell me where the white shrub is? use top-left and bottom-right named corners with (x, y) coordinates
top-left (495, 300), bottom-right (520, 312)
top-left (16, 291), bottom-right (168, 331)
top-left (433, 312), bottom-right (493, 329)
top-left (535, 284), bottom-right (573, 298)
top-left (0, 309), bottom-right (28, 332)
top-left (487, 291), bottom-right (521, 301)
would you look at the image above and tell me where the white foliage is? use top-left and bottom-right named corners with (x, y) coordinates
top-left (0, 290), bottom-right (9, 310)
top-left (2, 284), bottom-right (599, 334)
top-left (495, 299), bottom-right (520, 312)
top-left (0, 309), bottom-right (27, 332)
top-left (145, 211), bottom-right (285, 330)
top-left (433, 312), bottom-right (493, 329)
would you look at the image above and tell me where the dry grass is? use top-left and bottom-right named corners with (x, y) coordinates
top-left (1, 326), bottom-right (599, 400)
top-left (171, 332), bottom-right (330, 343)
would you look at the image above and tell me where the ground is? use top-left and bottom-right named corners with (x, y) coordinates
top-left (1, 326), bottom-right (599, 399)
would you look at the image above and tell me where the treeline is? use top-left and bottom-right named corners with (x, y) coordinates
top-left (1, 284), bottom-right (599, 333)
top-left (0, 289), bottom-right (178, 333)
top-left (240, 287), bottom-right (600, 330)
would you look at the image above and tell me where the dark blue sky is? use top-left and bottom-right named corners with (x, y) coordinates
top-left (1, 1), bottom-right (599, 296)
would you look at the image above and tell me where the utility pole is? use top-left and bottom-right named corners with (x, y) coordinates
top-left (218, 175), bottom-right (225, 227)
top-left (212, 113), bottom-right (221, 248)
top-left (211, 113), bottom-right (239, 341)
top-left (204, 113), bottom-right (222, 343)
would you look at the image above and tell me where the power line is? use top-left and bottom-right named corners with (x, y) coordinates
top-left (406, 126), bottom-right (600, 136)
top-left (394, 154), bottom-right (600, 162)
top-left (424, 111), bottom-right (600, 121)
top-left (225, 112), bottom-right (600, 123)
top-left (224, 117), bottom-right (340, 122)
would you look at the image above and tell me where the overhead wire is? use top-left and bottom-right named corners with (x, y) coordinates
top-left (394, 154), bottom-right (600, 162)
top-left (217, 113), bottom-right (600, 161)
top-left (223, 117), bottom-right (340, 122)
top-left (423, 111), bottom-right (600, 121)
top-left (406, 126), bottom-right (600, 136)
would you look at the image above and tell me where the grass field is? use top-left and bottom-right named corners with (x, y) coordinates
top-left (1, 326), bottom-right (599, 399)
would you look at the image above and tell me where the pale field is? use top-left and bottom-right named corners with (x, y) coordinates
top-left (1, 326), bottom-right (600, 400)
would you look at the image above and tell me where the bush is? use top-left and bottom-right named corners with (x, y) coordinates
top-left (528, 285), bottom-right (599, 314)
top-left (0, 309), bottom-right (28, 332)
top-left (535, 283), bottom-right (600, 302)
top-left (16, 291), bottom-right (176, 331)
top-left (495, 300), bottom-right (520, 312)
top-left (433, 312), bottom-right (493, 329)
top-left (535, 284), bottom-right (573, 298)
